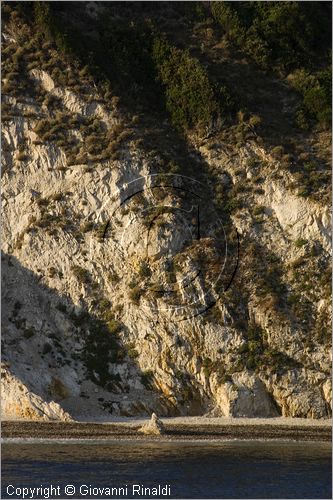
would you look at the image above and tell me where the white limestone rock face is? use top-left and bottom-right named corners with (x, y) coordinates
top-left (1, 366), bottom-right (72, 421)
top-left (1, 46), bottom-right (331, 422)
top-left (210, 372), bottom-right (279, 418)
top-left (322, 379), bottom-right (332, 410)
top-left (230, 373), bottom-right (279, 418)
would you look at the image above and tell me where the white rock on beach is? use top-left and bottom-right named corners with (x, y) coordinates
top-left (139, 413), bottom-right (165, 435)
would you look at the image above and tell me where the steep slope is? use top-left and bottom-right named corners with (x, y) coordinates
top-left (1, 2), bottom-right (331, 420)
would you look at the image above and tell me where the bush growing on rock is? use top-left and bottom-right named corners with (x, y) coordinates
top-left (128, 286), bottom-right (143, 305)
top-left (211, 2), bottom-right (331, 129)
top-left (294, 238), bottom-right (307, 248)
top-left (138, 261), bottom-right (151, 279)
top-left (71, 265), bottom-right (90, 284)
top-left (107, 318), bottom-right (122, 335)
top-left (127, 347), bottom-right (139, 359)
top-left (152, 36), bottom-right (233, 131)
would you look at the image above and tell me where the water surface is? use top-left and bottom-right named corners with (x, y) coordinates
top-left (2, 440), bottom-right (331, 498)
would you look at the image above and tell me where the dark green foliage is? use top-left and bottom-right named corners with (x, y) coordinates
top-left (294, 238), bottom-right (307, 248)
top-left (33, 2), bottom-right (160, 109)
top-left (211, 1), bottom-right (331, 129)
top-left (303, 86), bottom-right (331, 128)
top-left (224, 197), bottom-right (243, 213)
top-left (33, 1), bottom-right (72, 53)
top-left (138, 261), bottom-right (151, 279)
top-left (253, 205), bottom-right (265, 216)
top-left (84, 317), bottom-right (123, 388)
top-left (200, 357), bottom-right (232, 382)
top-left (152, 37), bottom-right (227, 130)
top-left (238, 322), bottom-right (301, 372)
top-left (211, 2), bottom-right (245, 43)
top-left (56, 302), bottom-right (67, 313)
top-left (211, 2), bottom-right (331, 72)
top-left (127, 346), bottom-right (139, 359)
top-left (128, 286), bottom-right (143, 305)
top-left (291, 67), bottom-right (332, 129)
top-left (247, 244), bottom-right (288, 308)
top-left (31, 2), bottom-right (233, 132)
top-left (99, 298), bottom-right (111, 312)
top-left (107, 318), bottom-right (122, 335)
top-left (71, 308), bottom-right (124, 388)
top-left (109, 271), bottom-right (120, 284)
top-left (202, 357), bottom-right (215, 378)
top-left (292, 161), bottom-right (331, 199)
top-left (71, 265), bottom-right (90, 284)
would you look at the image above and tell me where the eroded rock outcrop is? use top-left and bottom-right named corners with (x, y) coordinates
top-left (1, 366), bottom-right (72, 421)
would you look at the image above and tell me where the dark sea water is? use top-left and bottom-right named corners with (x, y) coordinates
top-left (1, 440), bottom-right (331, 499)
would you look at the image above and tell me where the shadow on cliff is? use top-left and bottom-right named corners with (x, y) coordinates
top-left (1, 251), bottom-right (184, 418)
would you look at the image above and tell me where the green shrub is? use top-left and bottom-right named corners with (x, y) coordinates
top-left (253, 205), bottom-right (265, 216)
top-left (210, 2), bottom-right (331, 129)
top-left (80, 221), bottom-right (94, 233)
top-left (152, 36), bottom-right (231, 131)
top-left (128, 286), bottom-right (143, 305)
top-left (290, 67), bottom-right (332, 129)
top-left (109, 271), bottom-right (120, 284)
top-left (211, 2), bottom-right (331, 73)
top-left (295, 238), bottom-right (307, 248)
top-left (107, 318), bottom-right (122, 335)
top-left (271, 146), bottom-right (284, 158)
top-left (211, 2), bottom-right (244, 42)
top-left (238, 343), bottom-right (249, 354)
top-left (138, 261), bottom-right (151, 279)
top-left (225, 197), bottom-right (242, 213)
top-left (202, 357), bottom-right (214, 377)
top-left (127, 348), bottom-right (139, 359)
top-left (246, 157), bottom-right (259, 169)
top-left (303, 85), bottom-right (331, 128)
top-left (71, 265), bottom-right (90, 284)
top-left (99, 298), bottom-right (111, 312)
top-left (237, 323), bottom-right (268, 371)
top-left (83, 313), bottom-right (123, 387)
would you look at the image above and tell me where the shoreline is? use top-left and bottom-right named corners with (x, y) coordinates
top-left (2, 417), bottom-right (332, 442)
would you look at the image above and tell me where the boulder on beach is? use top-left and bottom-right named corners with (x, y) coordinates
top-left (138, 413), bottom-right (165, 435)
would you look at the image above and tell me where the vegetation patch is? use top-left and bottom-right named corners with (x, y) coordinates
top-left (71, 265), bottom-right (91, 284)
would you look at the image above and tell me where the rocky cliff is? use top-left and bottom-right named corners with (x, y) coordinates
top-left (1, 2), bottom-right (331, 421)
